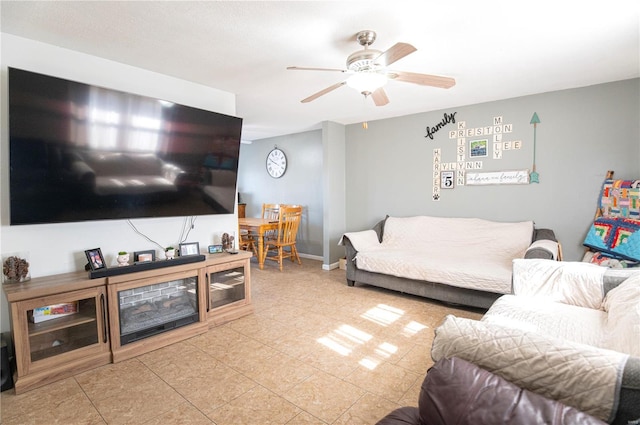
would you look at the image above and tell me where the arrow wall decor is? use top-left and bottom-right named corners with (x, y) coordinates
top-left (530, 112), bottom-right (540, 183)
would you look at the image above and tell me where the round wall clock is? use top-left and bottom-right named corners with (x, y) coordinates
top-left (266, 147), bottom-right (287, 178)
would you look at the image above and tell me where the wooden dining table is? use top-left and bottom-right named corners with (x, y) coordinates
top-left (238, 217), bottom-right (279, 269)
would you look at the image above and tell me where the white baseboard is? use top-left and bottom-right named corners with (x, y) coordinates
top-left (293, 253), bottom-right (340, 271)
top-left (299, 253), bottom-right (323, 262)
top-left (322, 261), bottom-right (340, 271)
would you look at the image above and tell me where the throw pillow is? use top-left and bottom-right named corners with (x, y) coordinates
top-left (602, 273), bottom-right (640, 357)
top-left (512, 259), bottom-right (606, 309)
top-left (583, 217), bottom-right (640, 262)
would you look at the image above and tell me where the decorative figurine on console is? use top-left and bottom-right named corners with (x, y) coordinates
top-left (165, 247), bottom-right (176, 260)
top-left (116, 251), bottom-right (130, 267)
top-left (2, 254), bottom-right (30, 283)
top-left (222, 233), bottom-right (235, 251)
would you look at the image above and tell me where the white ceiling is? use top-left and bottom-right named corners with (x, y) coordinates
top-left (1, 1), bottom-right (639, 142)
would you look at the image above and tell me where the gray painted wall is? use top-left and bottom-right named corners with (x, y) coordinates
top-left (322, 121), bottom-right (347, 266)
top-left (239, 79), bottom-right (639, 266)
top-left (237, 130), bottom-right (324, 257)
top-left (345, 79), bottom-right (640, 261)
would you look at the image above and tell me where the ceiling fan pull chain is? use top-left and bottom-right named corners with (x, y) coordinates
top-left (362, 94), bottom-right (369, 129)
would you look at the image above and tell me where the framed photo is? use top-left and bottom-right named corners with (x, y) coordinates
top-left (134, 250), bottom-right (155, 263)
top-left (441, 171), bottom-right (455, 189)
top-left (179, 242), bottom-right (200, 256)
top-left (85, 248), bottom-right (106, 271)
top-left (208, 244), bottom-right (223, 254)
top-left (469, 139), bottom-right (488, 157)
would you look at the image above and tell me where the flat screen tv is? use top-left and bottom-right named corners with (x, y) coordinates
top-left (8, 67), bottom-right (243, 225)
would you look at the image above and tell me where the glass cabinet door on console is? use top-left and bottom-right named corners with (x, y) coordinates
top-left (8, 284), bottom-right (110, 394)
top-left (206, 255), bottom-right (253, 326)
top-left (209, 266), bottom-right (245, 309)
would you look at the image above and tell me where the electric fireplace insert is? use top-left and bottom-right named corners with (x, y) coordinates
top-left (117, 276), bottom-right (198, 345)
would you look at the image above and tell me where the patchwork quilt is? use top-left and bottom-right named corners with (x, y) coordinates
top-left (584, 217), bottom-right (640, 262)
top-left (599, 178), bottom-right (640, 219)
top-left (584, 178), bottom-right (640, 263)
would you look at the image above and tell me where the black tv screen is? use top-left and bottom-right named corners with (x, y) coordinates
top-left (8, 67), bottom-right (242, 225)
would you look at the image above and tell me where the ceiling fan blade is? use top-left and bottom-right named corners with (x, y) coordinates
top-left (301, 81), bottom-right (347, 103)
top-left (375, 42), bottom-right (416, 67)
top-left (287, 66), bottom-right (347, 73)
top-left (389, 71), bottom-right (456, 89)
top-left (371, 87), bottom-right (389, 106)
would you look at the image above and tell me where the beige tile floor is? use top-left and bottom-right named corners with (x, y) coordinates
top-left (0, 259), bottom-right (483, 425)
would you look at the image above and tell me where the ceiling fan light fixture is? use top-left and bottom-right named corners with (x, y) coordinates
top-left (346, 72), bottom-right (387, 94)
top-left (289, 29), bottom-right (455, 105)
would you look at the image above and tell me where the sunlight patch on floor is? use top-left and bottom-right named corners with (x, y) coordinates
top-left (401, 320), bottom-right (429, 337)
top-left (375, 342), bottom-right (398, 358)
top-left (335, 324), bottom-right (372, 345)
top-left (317, 336), bottom-right (352, 356)
top-left (358, 356), bottom-right (380, 370)
top-left (316, 304), bottom-right (412, 368)
top-left (316, 324), bottom-right (374, 356)
top-left (358, 341), bottom-right (397, 370)
top-left (361, 304), bottom-right (404, 326)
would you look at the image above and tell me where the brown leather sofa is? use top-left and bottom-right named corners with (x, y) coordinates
top-left (376, 357), bottom-right (605, 425)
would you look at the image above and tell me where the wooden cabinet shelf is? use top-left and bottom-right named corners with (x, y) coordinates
top-left (4, 279), bottom-right (110, 394)
top-left (28, 312), bottom-right (97, 337)
top-left (3, 251), bottom-right (253, 394)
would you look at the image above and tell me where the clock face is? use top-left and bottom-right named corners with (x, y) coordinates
top-left (266, 148), bottom-right (287, 178)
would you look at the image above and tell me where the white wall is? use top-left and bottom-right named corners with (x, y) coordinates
top-left (0, 35), bottom-right (241, 333)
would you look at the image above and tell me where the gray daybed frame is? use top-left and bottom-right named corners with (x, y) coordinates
top-left (342, 219), bottom-right (558, 309)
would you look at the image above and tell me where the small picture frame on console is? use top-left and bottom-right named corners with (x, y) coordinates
top-left (179, 242), bottom-right (200, 256)
top-left (208, 244), bottom-right (223, 254)
top-left (85, 248), bottom-right (106, 271)
top-left (134, 250), bottom-right (156, 263)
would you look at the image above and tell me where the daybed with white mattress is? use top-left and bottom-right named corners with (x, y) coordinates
top-left (341, 215), bottom-right (559, 308)
top-left (431, 259), bottom-right (640, 424)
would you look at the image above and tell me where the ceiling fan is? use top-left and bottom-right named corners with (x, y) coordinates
top-left (287, 30), bottom-right (456, 106)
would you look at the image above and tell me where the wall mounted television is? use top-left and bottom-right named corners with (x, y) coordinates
top-left (8, 67), bottom-right (243, 225)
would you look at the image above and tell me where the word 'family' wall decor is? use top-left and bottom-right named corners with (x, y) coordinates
top-left (432, 115), bottom-right (528, 201)
top-left (425, 112), bottom-right (457, 140)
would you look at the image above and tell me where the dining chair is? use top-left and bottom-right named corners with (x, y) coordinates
top-left (262, 203), bottom-right (281, 220)
top-left (262, 205), bottom-right (303, 271)
top-left (241, 203), bottom-right (280, 255)
top-left (260, 203), bottom-right (281, 242)
top-left (238, 225), bottom-right (256, 255)
top-left (237, 205), bottom-right (258, 256)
